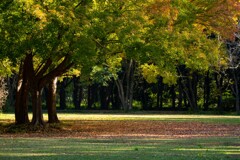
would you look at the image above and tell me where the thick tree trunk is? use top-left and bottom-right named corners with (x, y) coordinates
top-left (47, 77), bottom-right (59, 123)
top-left (15, 76), bottom-right (30, 124)
top-left (15, 52), bottom-right (73, 126)
top-left (31, 89), bottom-right (45, 126)
top-left (15, 59), bottom-right (30, 124)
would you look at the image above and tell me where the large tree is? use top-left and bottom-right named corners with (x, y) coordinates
top-left (0, 0), bottom-right (96, 125)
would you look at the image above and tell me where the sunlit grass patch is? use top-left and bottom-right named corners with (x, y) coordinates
top-left (57, 113), bottom-right (240, 124)
top-left (1, 113), bottom-right (240, 124)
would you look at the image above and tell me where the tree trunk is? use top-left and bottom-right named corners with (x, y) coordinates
top-left (170, 85), bottom-right (176, 110)
top-left (204, 71), bottom-right (210, 111)
top-left (215, 73), bottom-right (223, 113)
top-left (31, 89), bottom-right (45, 126)
top-left (178, 78), bottom-right (183, 109)
top-left (15, 52), bottom-right (73, 126)
top-left (59, 80), bottom-right (67, 110)
top-left (141, 81), bottom-right (148, 110)
top-left (6, 74), bottom-right (17, 111)
top-left (157, 77), bottom-right (163, 110)
top-left (15, 76), bottom-right (30, 124)
top-left (87, 84), bottom-right (98, 109)
top-left (111, 82), bottom-right (121, 110)
top-left (47, 77), bottom-right (59, 123)
top-left (15, 60), bottom-right (30, 124)
top-left (115, 79), bottom-right (127, 111)
top-left (232, 69), bottom-right (240, 114)
top-left (115, 59), bottom-right (135, 112)
top-left (191, 73), bottom-right (198, 111)
top-left (183, 90), bottom-right (189, 109)
top-left (100, 86), bottom-right (110, 110)
top-left (72, 76), bottom-right (82, 110)
top-left (182, 75), bottom-right (198, 111)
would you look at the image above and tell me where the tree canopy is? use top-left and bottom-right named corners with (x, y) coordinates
top-left (0, 0), bottom-right (239, 124)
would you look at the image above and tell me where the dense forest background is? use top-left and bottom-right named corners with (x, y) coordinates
top-left (0, 0), bottom-right (240, 125)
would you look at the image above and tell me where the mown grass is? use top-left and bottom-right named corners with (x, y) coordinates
top-left (0, 137), bottom-right (239, 160)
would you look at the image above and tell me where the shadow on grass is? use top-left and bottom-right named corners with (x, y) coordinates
top-left (0, 122), bottom-right (63, 134)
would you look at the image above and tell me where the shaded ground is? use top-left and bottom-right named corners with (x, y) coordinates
top-left (1, 120), bottom-right (240, 139)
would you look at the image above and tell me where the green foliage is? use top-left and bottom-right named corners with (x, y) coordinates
top-left (0, 59), bottom-right (15, 77)
top-left (90, 54), bottom-right (122, 86)
top-left (134, 0), bottom-right (237, 84)
top-left (140, 64), bottom-right (160, 83)
top-left (0, 0), bottom-right (97, 72)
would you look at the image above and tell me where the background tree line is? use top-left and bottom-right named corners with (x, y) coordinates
top-left (0, 0), bottom-right (240, 126)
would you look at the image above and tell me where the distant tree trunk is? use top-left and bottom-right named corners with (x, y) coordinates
top-left (47, 77), bottom-right (59, 123)
top-left (87, 84), bottom-right (99, 109)
top-left (204, 71), bottom-right (210, 111)
top-left (232, 69), bottom-right (240, 114)
top-left (15, 59), bottom-right (30, 124)
top-left (170, 85), bottom-right (176, 110)
top-left (100, 86), bottom-right (110, 110)
top-left (178, 78), bottom-right (183, 109)
top-left (115, 59), bottom-right (135, 112)
top-left (111, 82), bottom-right (121, 110)
top-left (6, 74), bottom-right (17, 111)
top-left (157, 77), bottom-right (163, 110)
top-left (192, 72), bottom-right (198, 111)
top-left (72, 76), bottom-right (82, 110)
top-left (87, 85), bottom-right (93, 109)
top-left (59, 79), bottom-right (67, 110)
top-left (182, 73), bottom-right (198, 111)
top-left (128, 67), bottom-right (135, 110)
top-left (183, 91), bottom-right (189, 109)
top-left (215, 73), bottom-right (224, 113)
top-left (141, 81), bottom-right (150, 110)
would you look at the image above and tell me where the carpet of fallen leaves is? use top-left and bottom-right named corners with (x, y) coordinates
top-left (1, 120), bottom-right (240, 139)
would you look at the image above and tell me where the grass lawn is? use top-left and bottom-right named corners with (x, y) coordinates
top-left (0, 113), bottom-right (239, 159)
top-left (0, 137), bottom-right (239, 160)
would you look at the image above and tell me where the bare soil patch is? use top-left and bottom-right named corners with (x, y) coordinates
top-left (1, 120), bottom-right (240, 139)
